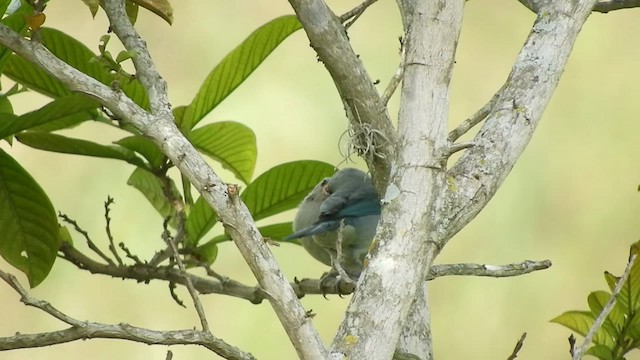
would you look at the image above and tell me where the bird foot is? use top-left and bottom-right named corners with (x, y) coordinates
top-left (319, 271), bottom-right (356, 298)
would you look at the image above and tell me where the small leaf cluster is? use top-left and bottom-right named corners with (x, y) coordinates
top-left (552, 244), bottom-right (640, 360)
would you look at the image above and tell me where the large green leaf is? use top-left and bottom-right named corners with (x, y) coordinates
top-left (605, 257), bottom-right (640, 314)
top-left (185, 195), bottom-right (218, 247)
top-left (551, 311), bottom-right (615, 348)
top-left (3, 55), bottom-right (70, 98)
top-left (16, 132), bottom-right (148, 168)
top-left (587, 291), bottom-right (620, 342)
top-left (0, 94), bottom-right (99, 138)
top-left (180, 15), bottom-right (302, 130)
top-left (189, 121), bottom-right (256, 183)
top-left (586, 345), bottom-right (615, 360)
top-left (192, 239), bottom-right (218, 265)
top-left (115, 135), bottom-right (165, 170)
top-left (0, 148), bottom-right (61, 287)
top-left (241, 160), bottom-right (334, 221)
top-left (258, 222), bottom-right (293, 241)
top-left (202, 222), bottom-right (294, 246)
top-left (127, 167), bottom-right (180, 227)
top-left (3, 28), bottom-right (149, 108)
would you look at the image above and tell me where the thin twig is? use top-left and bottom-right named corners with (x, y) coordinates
top-left (447, 141), bottom-right (476, 157)
top-left (162, 223), bottom-right (210, 332)
top-left (427, 260), bottom-right (551, 280)
top-left (506, 332), bottom-right (527, 360)
top-left (593, 0), bottom-right (640, 12)
top-left (58, 241), bottom-right (551, 303)
top-left (339, 0), bottom-right (378, 28)
top-left (0, 269), bottom-right (254, 359)
top-left (0, 271), bottom-right (83, 326)
top-left (572, 254), bottom-right (637, 360)
top-left (448, 92), bottom-right (500, 142)
top-left (118, 242), bottom-right (143, 264)
top-left (104, 196), bottom-right (123, 266)
top-left (59, 212), bottom-right (114, 265)
top-left (333, 220), bottom-right (356, 285)
top-left (382, 39), bottom-right (405, 105)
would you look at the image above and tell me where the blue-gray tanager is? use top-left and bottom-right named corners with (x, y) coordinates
top-left (285, 168), bottom-right (381, 279)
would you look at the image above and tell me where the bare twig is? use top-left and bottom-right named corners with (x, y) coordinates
top-left (506, 333), bottom-right (527, 360)
top-left (448, 92), bottom-right (500, 142)
top-left (446, 141), bottom-right (476, 158)
top-left (572, 254), bottom-right (637, 360)
top-left (59, 212), bottom-right (114, 265)
top-left (162, 222), bottom-right (210, 332)
top-left (382, 39), bottom-right (405, 105)
top-left (118, 242), bottom-right (143, 264)
top-left (426, 260), bottom-right (551, 280)
top-left (339, 0), bottom-right (379, 28)
top-left (0, 270), bottom-right (253, 359)
top-left (104, 196), bottom-right (123, 265)
top-left (593, 0), bottom-right (640, 12)
top-left (333, 220), bottom-right (356, 284)
top-left (58, 242), bottom-right (551, 302)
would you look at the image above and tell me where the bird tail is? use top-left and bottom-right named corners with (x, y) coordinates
top-left (283, 221), bottom-right (339, 241)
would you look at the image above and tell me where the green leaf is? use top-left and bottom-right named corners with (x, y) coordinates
top-left (0, 94), bottom-right (99, 138)
top-left (586, 345), bottom-right (615, 360)
top-left (192, 240), bottom-right (218, 265)
top-left (605, 258), bottom-right (640, 315)
top-left (0, 148), bottom-right (61, 287)
top-left (551, 311), bottom-right (614, 347)
top-left (0, 0), bottom-right (11, 17)
top-left (127, 167), bottom-right (180, 226)
top-left (3, 55), bottom-right (69, 98)
top-left (125, 0), bottom-right (139, 25)
top-left (115, 135), bottom-right (165, 170)
top-left (206, 233), bottom-right (228, 245)
top-left (551, 310), bottom-right (594, 337)
top-left (587, 291), bottom-right (621, 341)
top-left (202, 222), bottom-right (296, 245)
top-left (258, 222), bottom-right (293, 241)
top-left (241, 160), bottom-right (334, 221)
top-left (16, 132), bottom-right (148, 168)
top-left (3, 28), bottom-right (149, 108)
top-left (0, 4), bottom-right (28, 70)
top-left (189, 121), bottom-right (256, 183)
top-left (185, 195), bottom-right (217, 247)
top-left (131, 0), bottom-right (173, 25)
top-left (181, 15), bottom-right (302, 129)
top-left (59, 225), bottom-right (73, 245)
top-left (81, 0), bottom-right (100, 17)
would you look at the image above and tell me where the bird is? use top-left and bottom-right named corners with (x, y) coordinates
top-left (285, 168), bottom-right (381, 280)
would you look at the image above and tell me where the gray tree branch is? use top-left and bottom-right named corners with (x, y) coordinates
top-left (329, 2), bottom-right (464, 359)
top-left (288, 0), bottom-right (396, 191)
top-left (0, 270), bottom-right (254, 360)
top-left (517, 0), bottom-right (640, 13)
top-left (58, 243), bottom-right (551, 303)
top-left (442, 0), bottom-right (598, 245)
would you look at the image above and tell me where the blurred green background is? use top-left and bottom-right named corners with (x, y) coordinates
top-left (1, 1), bottom-right (639, 359)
